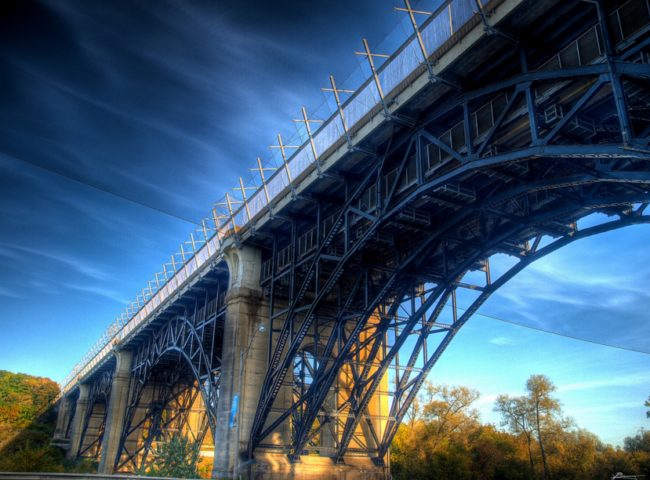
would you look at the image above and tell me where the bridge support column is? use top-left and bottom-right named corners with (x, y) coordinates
top-left (52, 395), bottom-right (73, 450)
top-left (213, 245), bottom-right (269, 478)
top-left (98, 349), bottom-right (133, 473)
top-left (53, 396), bottom-right (71, 439)
top-left (67, 384), bottom-right (90, 459)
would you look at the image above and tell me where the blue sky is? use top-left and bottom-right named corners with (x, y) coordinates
top-left (0, 0), bottom-right (648, 447)
top-left (435, 222), bottom-right (650, 445)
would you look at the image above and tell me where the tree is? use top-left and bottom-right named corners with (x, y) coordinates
top-left (0, 370), bottom-right (63, 472)
top-left (467, 424), bottom-right (529, 480)
top-left (495, 375), bottom-right (565, 480)
top-left (526, 374), bottom-right (561, 480)
top-left (645, 396), bottom-right (649, 418)
top-left (495, 394), bottom-right (536, 476)
top-left (391, 382), bottom-right (480, 479)
top-left (624, 429), bottom-right (650, 453)
top-left (390, 376), bottom-right (650, 480)
top-left (0, 370), bottom-right (59, 434)
top-left (141, 434), bottom-right (201, 478)
top-left (421, 384), bottom-right (480, 447)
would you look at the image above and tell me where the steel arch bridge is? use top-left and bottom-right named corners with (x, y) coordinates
top-left (53, 0), bottom-right (650, 477)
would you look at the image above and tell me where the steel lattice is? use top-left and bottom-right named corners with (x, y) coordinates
top-left (249, 0), bottom-right (650, 464)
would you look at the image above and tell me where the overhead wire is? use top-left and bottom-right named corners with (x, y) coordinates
top-left (464, 307), bottom-right (650, 355)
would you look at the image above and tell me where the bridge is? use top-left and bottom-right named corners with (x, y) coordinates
top-left (51, 0), bottom-right (650, 478)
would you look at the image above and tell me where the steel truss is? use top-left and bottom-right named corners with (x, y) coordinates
top-left (250, 0), bottom-right (650, 465)
top-left (114, 280), bottom-right (227, 472)
top-left (77, 367), bottom-right (114, 459)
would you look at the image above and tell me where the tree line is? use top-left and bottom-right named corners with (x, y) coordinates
top-left (391, 374), bottom-right (650, 480)
top-left (0, 369), bottom-right (648, 478)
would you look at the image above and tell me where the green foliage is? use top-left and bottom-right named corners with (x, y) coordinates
top-left (139, 434), bottom-right (201, 478)
top-left (624, 429), bottom-right (650, 454)
top-left (0, 439), bottom-right (65, 472)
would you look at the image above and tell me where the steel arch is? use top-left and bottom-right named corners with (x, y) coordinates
top-left (250, 36), bottom-right (650, 460)
top-left (114, 286), bottom-right (226, 472)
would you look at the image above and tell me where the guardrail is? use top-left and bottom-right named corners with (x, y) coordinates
top-left (0, 474), bottom-right (201, 480)
top-left (59, 0), bottom-right (499, 395)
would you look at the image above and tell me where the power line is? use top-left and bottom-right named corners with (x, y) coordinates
top-left (4, 153), bottom-right (201, 225)
top-left (467, 307), bottom-right (650, 355)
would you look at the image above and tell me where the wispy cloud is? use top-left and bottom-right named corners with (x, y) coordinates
top-left (0, 286), bottom-right (25, 299)
top-left (558, 372), bottom-right (650, 393)
top-left (488, 336), bottom-right (518, 346)
top-left (64, 284), bottom-right (129, 304)
top-left (570, 401), bottom-right (642, 415)
top-left (6, 244), bottom-right (113, 282)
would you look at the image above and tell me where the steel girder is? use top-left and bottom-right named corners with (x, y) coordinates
top-left (249, 6), bottom-right (650, 464)
top-left (114, 285), bottom-right (226, 472)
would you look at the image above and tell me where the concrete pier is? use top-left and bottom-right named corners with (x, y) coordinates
top-left (213, 246), bottom-right (269, 477)
top-left (98, 349), bottom-right (132, 473)
top-left (66, 384), bottom-right (89, 460)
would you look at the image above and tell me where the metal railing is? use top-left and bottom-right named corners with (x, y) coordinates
top-left (59, 0), bottom-right (509, 395)
top-left (0, 474), bottom-right (201, 480)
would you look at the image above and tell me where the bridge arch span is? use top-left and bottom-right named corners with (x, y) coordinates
top-left (253, 139), bottom-right (650, 462)
top-left (368, 209), bottom-right (650, 461)
top-left (112, 266), bottom-right (228, 473)
top-left (250, 0), bottom-right (650, 455)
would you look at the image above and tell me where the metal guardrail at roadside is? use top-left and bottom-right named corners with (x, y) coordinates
top-left (0, 473), bottom-right (202, 480)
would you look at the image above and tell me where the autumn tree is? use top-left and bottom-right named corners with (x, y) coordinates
top-left (420, 383), bottom-right (480, 454)
top-left (0, 370), bottom-right (65, 472)
top-left (495, 375), bottom-right (565, 480)
top-left (495, 394), bottom-right (536, 475)
top-left (0, 370), bottom-right (59, 433)
top-left (526, 374), bottom-right (561, 480)
top-left (391, 375), bottom-right (649, 480)
top-left (392, 382), bottom-right (480, 479)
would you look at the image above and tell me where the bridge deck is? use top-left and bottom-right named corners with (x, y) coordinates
top-left (59, 0), bottom-right (531, 395)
